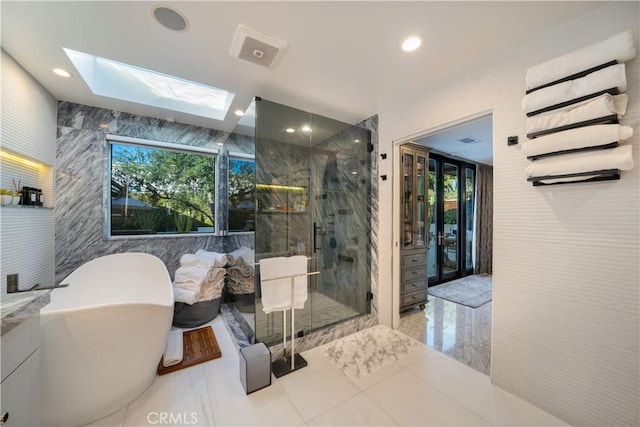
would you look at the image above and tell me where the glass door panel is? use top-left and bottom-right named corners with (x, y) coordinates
top-left (403, 153), bottom-right (414, 249)
top-left (465, 167), bottom-right (475, 273)
top-left (254, 98), bottom-right (371, 346)
top-left (442, 162), bottom-right (459, 278)
top-left (427, 159), bottom-right (437, 281)
top-left (415, 155), bottom-right (426, 248)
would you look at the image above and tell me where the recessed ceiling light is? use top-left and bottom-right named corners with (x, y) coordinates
top-left (402, 36), bottom-right (422, 52)
top-left (234, 110), bottom-right (244, 116)
top-left (152, 5), bottom-right (189, 32)
top-left (217, 142), bottom-right (224, 146)
top-left (354, 139), bottom-right (360, 143)
top-left (53, 68), bottom-right (72, 77)
top-left (285, 128), bottom-right (295, 133)
top-left (302, 125), bottom-right (311, 132)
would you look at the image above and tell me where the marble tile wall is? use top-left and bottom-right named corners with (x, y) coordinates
top-left (56, 101), bottom-right (379, 357)
top-left (55, 102), bottom-right (243, 282)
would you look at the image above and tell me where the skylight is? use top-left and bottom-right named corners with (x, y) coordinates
top-left (63, 48), bottom-right (234, 121)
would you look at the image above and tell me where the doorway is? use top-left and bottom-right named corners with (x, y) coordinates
top-left (427, 155), bottom-right (475, 285)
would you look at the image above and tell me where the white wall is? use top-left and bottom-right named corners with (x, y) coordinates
top-left (377, 3), bottom-right (639, 426)
top-left (1, 50), bottom-right (57, 291)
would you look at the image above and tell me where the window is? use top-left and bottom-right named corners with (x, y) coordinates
top-left (109, 138), bottom-right (216, 236)
top-left (228, 157), bottom-right (256, 232)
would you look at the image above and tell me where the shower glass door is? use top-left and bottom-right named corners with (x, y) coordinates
top-left (254, 98), bottom-right (372, 346)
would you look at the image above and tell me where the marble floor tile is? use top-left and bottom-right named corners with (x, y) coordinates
top-left (277, 347), bottom-right (360, 421)
top-left (82, 407), bottom-right (127, 427)
top-left (406, 351), bottom-right (569, 426)
top-left (123, 364), bottom-right (215, 427)
top-left (365, 369), bottom-right (491, 426)
top-left (399, 295), bottom-right (492, 375)
top-left (307, 393), bottom-right (399, 427)
top-left (81, 309), bottom-right (566, 427)
top-left (206, 370), bottom-right (303, 426)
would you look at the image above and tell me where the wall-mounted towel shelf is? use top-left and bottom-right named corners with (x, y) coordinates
top-left (528, 169), bottom-right (620, 186)
top-left (527, 141), bottom-right (619, 161)
top-left (527, 88), bottom-right (620, 117)
top-left (525, 60), bottom-right (618, 94)
top-left (527, 114), bottom-right (619, 139)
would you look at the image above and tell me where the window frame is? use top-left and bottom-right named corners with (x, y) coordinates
top-left (104, 134), bottom-right (219, 239)
top-left (226, 151), bottom-right (256, 236)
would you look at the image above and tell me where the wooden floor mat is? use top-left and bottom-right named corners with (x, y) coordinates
top-left (158, 326), bottom-right (222, 375)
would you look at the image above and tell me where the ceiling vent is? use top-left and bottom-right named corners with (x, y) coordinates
top-left (459, 137), bottom-right (481, 144)
top-left (229, 24), bottom-right (288, 69)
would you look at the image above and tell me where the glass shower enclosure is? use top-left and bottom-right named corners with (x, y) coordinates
top-left (251, 98), bottom-right (372, 346)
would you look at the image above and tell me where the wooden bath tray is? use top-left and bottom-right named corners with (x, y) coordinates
top-left (158, 326), bottom-right (221, 375)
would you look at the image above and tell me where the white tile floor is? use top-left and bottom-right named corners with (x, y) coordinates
top-left (86, 317), bottom-right (570, 427)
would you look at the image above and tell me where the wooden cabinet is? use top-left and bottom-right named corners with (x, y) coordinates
top-left (400, 144), bottom-right (429, 311)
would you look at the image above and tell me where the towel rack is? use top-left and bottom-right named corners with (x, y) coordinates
top-left (526, 141), bottom-right (619, 161)
top-left (527, 169), bottom-right (620, 186)
top-left (526, 114), bottom-right (619, 139)
top-left (525, 60), bottom-right (618, 94)
top-left (527, 88), bottom-right (620, 117)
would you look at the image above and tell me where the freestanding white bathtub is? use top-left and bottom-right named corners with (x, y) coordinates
top-left (40, 253), bottom-right (174, 426)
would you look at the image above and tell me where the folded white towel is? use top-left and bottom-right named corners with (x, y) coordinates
top-left (174, 267), bottom-right (211, 292)
top-left (524, 145), bottom-right (634, 179)
top-left (173, 286), bottom-right (201, 305)
top-left (228, 247), bottom-right (254, 266)
top-left (522, 124), bottom-right (633, 158)
top-left (199, 272), bottom-right (226, 301)
top-left (227, 264), bottom-right (255, 278)
top-left (163, 329), bottom-right (184, 367)
top-left (182, 251), bottom-right (228, 268)
top-left (526, 94), bottom-right (628, 135)
top-left (526, 31), bottom-right (636, 91)
top-left (259, 255), bottom-right (308, 314)
top-left (522, 64), bottom-right (627, 115)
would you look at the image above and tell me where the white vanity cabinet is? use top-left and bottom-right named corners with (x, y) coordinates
top-left (0, 316), bottom-right (41, 427)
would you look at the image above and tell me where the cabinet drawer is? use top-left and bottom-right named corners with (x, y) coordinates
top-left (401, 266), bottom-right (427, 282)
top-left (402, 280), bottom-right (427, 295)
top-left (401, 253), bottom-right (426, 268)
top-left (1, 317), bottom-right (39, 382)
top-left (0, 350), bottom-right (40, 427)
top-left (401, 290), bottom-right (428, 308)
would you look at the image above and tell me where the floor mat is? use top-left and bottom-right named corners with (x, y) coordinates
top-left (323, 325), bottom-right (421, 379)
top-left (428, 274), bottom-right (492, 308)
top-left (158, 326), bottom-right (221, 375)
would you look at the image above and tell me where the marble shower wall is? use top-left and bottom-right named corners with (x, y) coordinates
top-left (55, 102), bottom-right (252, 282)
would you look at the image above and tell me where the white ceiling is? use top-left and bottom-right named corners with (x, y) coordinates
top-left (414, 114), bottom-right (494, 165)
top-left (1, 1), bottom-right (603, 161)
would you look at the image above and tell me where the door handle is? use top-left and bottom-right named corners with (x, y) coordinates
top-left (437, 232), bottom-right (443, 246)
top-left (313, 222), bottom-right (321, 253)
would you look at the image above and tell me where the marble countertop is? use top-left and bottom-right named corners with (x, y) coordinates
top-left (1, 290), bottom-right (51, 335)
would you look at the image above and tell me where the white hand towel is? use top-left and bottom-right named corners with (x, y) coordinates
top-left (522, 64), bottom-right (627, 115)
top-left (524, 144), bottom-right (634, 179)
top-left (526, 31), bottom-right (636, 91)
top-left (173, 286), bottom-right (201, 305)
top-left (526, 94), bottom-right (628, 135)
top-left (162, 329), bottom-right (184, 367)
top-left (522, 124), bottom-right (633, 158)
top-left (259, 255), bottom-right (308, 314)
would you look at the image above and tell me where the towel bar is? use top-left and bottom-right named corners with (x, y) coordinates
top-left (527, 114), bottom-right (619, 139)
top-left (527, 169), bottom-right (620, 186)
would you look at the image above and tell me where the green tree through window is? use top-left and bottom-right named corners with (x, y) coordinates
top-left (110, 143), bottom-right (215, 235)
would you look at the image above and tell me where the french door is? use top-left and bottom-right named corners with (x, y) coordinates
top-left (427, 154), bottom-right (476, 285)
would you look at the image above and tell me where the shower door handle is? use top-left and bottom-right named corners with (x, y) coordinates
top-left (313, 222), bottom-right (321, 253)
